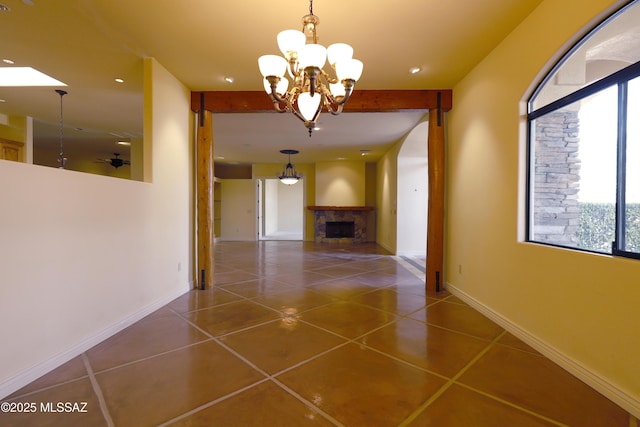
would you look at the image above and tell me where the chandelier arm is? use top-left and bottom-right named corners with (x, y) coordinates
top-left (265, 78), bottom-right (298, 114)
top-left (271, 100), bottom-right (289, 113)
top-left (266, 79), bottom-right (288, 104)
top-left (287, 58), bottom-right (299, 78)
top-left (319, 86), bottom-right (339, 114)
top-left (329, 80), bottom-right (356, 107)
top-left (319, 68), bottom-right (338, 85)
top-left (324, 96), bottom-right (344, 115)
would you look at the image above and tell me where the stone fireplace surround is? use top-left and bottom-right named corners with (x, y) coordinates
top-left (307, 206), bottom-right (373, 243)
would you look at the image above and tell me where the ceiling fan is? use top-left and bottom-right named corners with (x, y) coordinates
top-left (97, 153), bottom-right (130, 169)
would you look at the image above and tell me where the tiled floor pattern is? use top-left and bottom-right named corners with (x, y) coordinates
top-left (1, 241), bottom-right (634, 426)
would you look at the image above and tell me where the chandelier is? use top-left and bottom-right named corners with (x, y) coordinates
top-left (258, 0), bottom-right (363, 137)
top-left (278, 149), bottom-right (302, 185)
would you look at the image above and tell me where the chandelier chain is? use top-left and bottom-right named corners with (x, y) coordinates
top-left (309, 0), bottom-right (313, 15)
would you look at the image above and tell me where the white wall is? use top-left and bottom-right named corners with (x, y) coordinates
top-left (397, 121), bottom-right (429, 256)
top-left (264, 179), bottom-right (278, 236)
top-left (276, 179), bottom-right (303, 233)
top-left (0, 57), bottom-right (193, 398)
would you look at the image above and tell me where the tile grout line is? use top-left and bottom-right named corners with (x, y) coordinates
top-left (452, 382), bottom-right (569, 427)
top-left (170, 307), bottom-right (345, 426)
top-left (269, 377), bottom-right (345, 427)
top-left (155, 378), bottom-right (272, 427)
top-left (81, 353), bottom-right (115, 427)
top-left (398, 330), bottom-right (508, 427)
top-left (358, 343), bottom-right (450, 383)
top-left (90, 339), bottom-right (210, 376)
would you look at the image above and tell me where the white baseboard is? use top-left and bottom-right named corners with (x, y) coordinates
top-left (446, 283), bottom-right (640, 419)
top-left (0, 283), bottom-right (191, 400)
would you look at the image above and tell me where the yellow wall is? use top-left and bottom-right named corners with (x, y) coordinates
top-left (376, 141), bottom-right (401, 253)
top-left (447, 0), bottom-right (639, 414)
top-left (0, 115), bottom-right (28, 143)
top-left (220, 179), bottom-right (256, 241)
top-left (316, 161), bottom-right (365, 206)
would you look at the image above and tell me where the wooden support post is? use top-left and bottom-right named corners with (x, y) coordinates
top-left (426, 95), bottom-right (445, 292)
top-left (196, 108), bottom-right (214, 289)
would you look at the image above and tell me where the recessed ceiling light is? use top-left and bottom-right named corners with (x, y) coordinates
top-left (0, 4), bottom-right (10, 12)
top-left (224, 76), bottom-right (234, 83)
top-left (360, 149), bottom-right (371, 156)
top-left (116, 141), bottom-right (131, 146)
top-left (0, 99), bottom-right (6, 103)
top-left (2, 59), bottom-right (14, 64)
top-left (337, 157), bottom-right (346, 160)
top-left (115, 78), bottom-right (124, 83)
top-left (0, 67), bottom-right (66, 86)
top-left (409, 66), bottom-right (422, 74)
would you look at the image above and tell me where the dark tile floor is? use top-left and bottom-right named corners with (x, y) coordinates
top-left (1, 241), bottom-right (633, 426)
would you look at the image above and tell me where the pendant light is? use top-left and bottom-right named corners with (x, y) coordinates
top-left (55, 89), bottom-right (67, 169)
top-left (278, 149), bottom-right (302, 185)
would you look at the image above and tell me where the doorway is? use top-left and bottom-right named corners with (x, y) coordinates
top-left (257, 178), bottom-right (304, 240)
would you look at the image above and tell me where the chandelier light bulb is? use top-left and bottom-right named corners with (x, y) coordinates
top-left (298, 44), bottom-right (326, 69)
top-left (329, 82), bottom-right (346, 98)
top-left (327, 43), bottom-right (353, 67)
top-left (258, 55), bottom-right (287, 78)
top-left (277, 29), bottom-right (306, 60)
top-left (297, 92), bottom-right (321, 121)
top-left (336, 58), bottom-right (364, 82)
top-left (280, 176), bottom-right (299, 185)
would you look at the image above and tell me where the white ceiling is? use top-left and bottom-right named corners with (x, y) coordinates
top-left (0, 0), bottom-right (544, 165)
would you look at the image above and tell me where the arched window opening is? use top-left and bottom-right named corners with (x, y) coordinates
top-left (527, 1), bottom-right (640, 259)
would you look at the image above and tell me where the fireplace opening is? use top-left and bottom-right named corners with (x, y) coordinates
top-left (326, 221), bottom-right (355, 238)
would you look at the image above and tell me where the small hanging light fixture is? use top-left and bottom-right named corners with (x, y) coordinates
top-left (278, 149), bottom-right (302, 185)
top-left (55, 89), bottom-right (68, 169)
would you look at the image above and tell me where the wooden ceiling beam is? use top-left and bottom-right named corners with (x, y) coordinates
top-left (191, 89), bottom-right (452, 113)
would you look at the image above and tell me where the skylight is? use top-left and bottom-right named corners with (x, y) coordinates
top-left (0, 67), bottom-right (66, 86)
